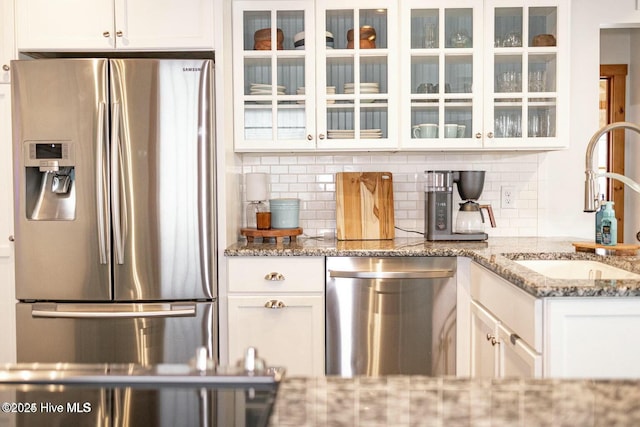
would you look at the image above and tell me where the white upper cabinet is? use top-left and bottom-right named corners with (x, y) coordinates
top-left (401, 0), bottom-right (569, 151)
top-left (1, 0), bottom-right (15, 83)
top-left (16, 0), bottom-right (214, 51)
top-left (483, 0), bottom-right (568, 150)
top-left (400, 0), bottom-right (483, 150)
top-left (232, 0), bottom-right (399, 152)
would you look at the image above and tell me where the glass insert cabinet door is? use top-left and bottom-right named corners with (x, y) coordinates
top-left (233, 1), bottom-right (316, 151)
top-left (401, 0), bottom-right (483, 150)
top-left (315, 2), bottom-right (398, 151)
top-left (485, 1), bottom-right (566, 149)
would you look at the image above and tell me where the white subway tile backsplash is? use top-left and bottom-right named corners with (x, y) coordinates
top-left (241, 152), bottom-right (542, 238)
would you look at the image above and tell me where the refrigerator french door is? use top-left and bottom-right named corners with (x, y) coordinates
top-left (11, 58), bottom-right (217, 364)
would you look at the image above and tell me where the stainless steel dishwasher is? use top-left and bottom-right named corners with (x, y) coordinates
top-left (326, 257), bottom-right (456, 376)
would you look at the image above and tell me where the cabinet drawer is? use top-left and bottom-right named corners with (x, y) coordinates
top-left (470, 262), bottom-right (542, 352)
top-left (228, 294), bottom-right (324, 376)
top-left (227, 257), bottom-right (324, 293)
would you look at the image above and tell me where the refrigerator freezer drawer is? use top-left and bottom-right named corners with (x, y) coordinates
top-left (16, 302), bottom-right (217, 365)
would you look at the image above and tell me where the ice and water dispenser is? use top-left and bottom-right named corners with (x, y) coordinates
top-left (22, 141), bottom-right (76, 220)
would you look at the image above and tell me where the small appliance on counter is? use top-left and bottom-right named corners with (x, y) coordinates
top-left (424, 170), bottom-right (496, 241)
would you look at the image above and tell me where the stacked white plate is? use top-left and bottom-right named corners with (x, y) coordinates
top-left (296, 86), bottom-right (337, 104)
top-left (360, 129), bottom-right (382, 138)
top-left (250, 83), bottom-right (286, 95)
top-left (327, 129), bottom-right (382, 139)
top-left (344, 82), bottom-right (380, 103)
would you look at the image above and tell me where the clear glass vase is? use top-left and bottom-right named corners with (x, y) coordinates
top-left (245, 201), bottom-right (268, 228)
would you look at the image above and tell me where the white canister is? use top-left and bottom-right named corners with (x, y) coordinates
top-left (269, 198), bottom-right (300, 229)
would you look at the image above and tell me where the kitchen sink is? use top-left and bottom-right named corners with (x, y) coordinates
top-left (512, 259), bottom-right (640, 280)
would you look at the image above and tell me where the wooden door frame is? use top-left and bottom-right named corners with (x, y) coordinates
top-left (600, 64), bottom-right (627, 242)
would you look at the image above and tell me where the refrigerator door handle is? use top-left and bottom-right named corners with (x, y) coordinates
top-left (197, 61), bottom-right (213, 292)
top-left (31, 303), bottom-right (197, 319)
top-left (111, 101), bottom-right (125, 265)
top-left (96, 101), bottom-right (108, 264)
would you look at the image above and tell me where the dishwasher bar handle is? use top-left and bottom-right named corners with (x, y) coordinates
top-left (329, 269), bottom-right (454, 280)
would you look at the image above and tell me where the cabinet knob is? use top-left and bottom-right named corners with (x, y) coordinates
top-left (307, 134), bottom-right (313, 141)
top-left (2, 64), bottom-right (9, 72)
top-left (486, 334), bottom-right (499, 346)
top-left (487, 132), bottom-right (494, 138)
top-left (8, 235), bottom-right (14, 242)
top-left (116, 31), bottom-right (124, 37)
top-left (475, 132), bottom-right (482, 139)
top-left (318, 133), bottom-right (325, 140)
top-left (264, 272), bottom-right (285, 281)
top-left (103, 31), bottom-right (110, 38)
top-left (264, 299), bottom-right (286, 309)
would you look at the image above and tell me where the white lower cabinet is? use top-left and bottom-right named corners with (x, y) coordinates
top-left (544, 298), bottom-right (640, 379)
top-left (226, 257), bottom-right (324, 376)
top-left (470, 299), bottom-right (541, 379)
top-left (497, 322), bottom-right (542, 378)
top-left (470, 261), bottom-right (542, 379)
top-left (470, 300), bottom-right (499, 378)
top-left (471, 261), bottom-right (640, 379)
top-left (228, 295), bottom-right (324, 376)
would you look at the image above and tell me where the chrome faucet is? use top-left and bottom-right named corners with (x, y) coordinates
top-left (584, 121), bottom-right (640, 212)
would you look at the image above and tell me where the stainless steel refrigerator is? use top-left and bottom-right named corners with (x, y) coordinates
top-left (11, 57), bottom-right (217, 365)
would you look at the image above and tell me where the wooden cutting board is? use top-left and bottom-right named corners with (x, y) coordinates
top-left (572, 242), bottom-right (640, 256)
top-left (336, 172), bottom-right (395, 240)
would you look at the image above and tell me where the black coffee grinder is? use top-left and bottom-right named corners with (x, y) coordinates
top-left (424, 170), bottom-right (495, 241)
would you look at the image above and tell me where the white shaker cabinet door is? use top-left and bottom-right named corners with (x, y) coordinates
top-left (0, 85), bottom-right (16, 363)
top-left (497, 323), bottom-right (541, 378)
top-left (545, 298), bottom-right (640, 379)
top-left (16, 0), bottom-right (214, 50)
top-left (470, 300), bottom-right (499, 378)
top-left (16, 0), bottom-right (115, 50)
top-left (113, 0), bottom-right (214, 50)
top-left (0, 0), bottom-right (14, 83)
top-left (228, 295), bottom-right (324, 376)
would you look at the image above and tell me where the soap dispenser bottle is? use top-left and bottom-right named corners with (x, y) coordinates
top-left (595, 195), bottom-right (606, 244)
top-left (601, 201), bottom-right (617, 246)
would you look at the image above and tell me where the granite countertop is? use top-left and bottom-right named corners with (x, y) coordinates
top-left (270, 376), bottom-right (640, 426)
top-left (225, 236), bottom-right (640, 297)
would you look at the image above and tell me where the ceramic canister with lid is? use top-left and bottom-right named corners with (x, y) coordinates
top-left (269, 198), bottom-right (300, 229)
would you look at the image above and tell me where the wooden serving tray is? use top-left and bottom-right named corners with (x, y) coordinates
top-left (572, 242), bottom-right (640, 256)
top-left (241, 228), bottom-right (303, 244)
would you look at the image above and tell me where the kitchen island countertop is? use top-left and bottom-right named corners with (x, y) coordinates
top-left (225, 236), bottom-right (640, 297)
top-left (270, 375), bottom-right (640, 426)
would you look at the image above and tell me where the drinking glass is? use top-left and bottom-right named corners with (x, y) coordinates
top-left (528, 70), bottom-right (547, 92)
top-left (423, 24), bottom-right (437, 48)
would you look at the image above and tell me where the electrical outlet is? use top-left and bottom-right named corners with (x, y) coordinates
top-left (501, 186), bottom-right (517, 209)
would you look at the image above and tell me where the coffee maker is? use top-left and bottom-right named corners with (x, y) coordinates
top-left (424, 170), bottom-right (496, 241)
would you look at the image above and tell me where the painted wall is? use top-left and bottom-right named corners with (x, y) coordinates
top-left (600, 28), bottom-right (640, 243)
top-left (628, 31), bottom-right (640, 243)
